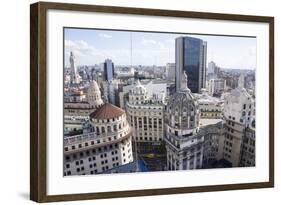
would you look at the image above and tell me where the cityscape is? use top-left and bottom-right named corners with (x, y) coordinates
top-left (63, 28), bottom-right (256, 176)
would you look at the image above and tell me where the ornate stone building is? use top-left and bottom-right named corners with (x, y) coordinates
top-left (165, 72), bottom-right (204, 170)
top-left (126, 80), bottom-right (165, 143)
top-left (64, 80), bottom-right (104, 134)
top-left (240, 119), bottom-right (255, 167)
top-left (63, 103), bottom-right (133, 176)
top-left (195, 89), bottom-right (223, 119)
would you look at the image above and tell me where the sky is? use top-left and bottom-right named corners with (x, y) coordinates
top-left (64, 28), bottom-right (256, 70)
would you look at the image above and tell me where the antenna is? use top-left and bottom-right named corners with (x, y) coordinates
top-left (130, 32), bottom-right (133, 67)
top-left (130, 32), bottom-right (140, 171)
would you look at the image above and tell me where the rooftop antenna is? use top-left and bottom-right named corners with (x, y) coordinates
top-left (130, 31), bottom-right (139, 171)
top-left (130, 32), bottom-right (133, 67)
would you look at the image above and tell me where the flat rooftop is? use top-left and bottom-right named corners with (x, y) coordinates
top-left (199, 118), bottom-right (223, 127)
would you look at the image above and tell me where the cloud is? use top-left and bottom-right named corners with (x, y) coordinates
top-left (141, 39), bottom-right (167, 50)
top-left (65, 40), bottom-right (104, 57)
top-left (98, 33), bottom-right (112, 39)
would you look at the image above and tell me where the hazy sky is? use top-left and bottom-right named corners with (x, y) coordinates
top-left (64, 28), bottom-right (256, 69)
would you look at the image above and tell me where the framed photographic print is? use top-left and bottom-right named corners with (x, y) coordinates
top-left (30, 1), bottom-right (274, 202)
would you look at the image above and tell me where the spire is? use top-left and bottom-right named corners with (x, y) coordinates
top-left (69, 51), bottom-right (77, 84)
top-left (238, 74), bottom-right (245, 89)
top-left (180, 71), bottom-right (190, 91)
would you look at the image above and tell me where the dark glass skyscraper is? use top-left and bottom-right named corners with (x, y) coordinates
top-left (175, 36), bottom-right (207, 93)
top-left (103, 59), bottom-right (115, 81)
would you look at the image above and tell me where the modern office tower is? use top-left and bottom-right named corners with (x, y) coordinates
top-left (208, 78), bottom-right (226, 97)
top-left (175, 36), bottom-right (207, 93)
top-left (166, 63), bottom-right (176, 82)
top-left (63, 103), bottom-right (134, 176)
top-left (103, 59), bottom-right (115, 81)
top-left (222, 74), bottom-right (255, 167)
top-left (165, 72), bottom-right (204, 170)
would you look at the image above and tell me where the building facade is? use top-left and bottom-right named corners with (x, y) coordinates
top-left (195, 89), bottom-right (224, 119)
top-left (208, 78), bottom-right (226, 97)
top-left (165, 72), bottom-right (204, 170)
top-left (126, 80), bottom-right (165, 143)
top-left (63, 103), bottom-right (134, 176)
top-left (240, 119), bottom-right (255, 167)
top-left (222, 75), bottom-right (255, 167)
top-left (166, 63), bottom-right (176, 82)
top-left (64, 80), bottom-right (104, 134)
top-left (175, 36), bottom-right (207, 93)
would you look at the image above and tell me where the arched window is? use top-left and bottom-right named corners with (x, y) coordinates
top-left (101, 127), bottom-right (105, 133)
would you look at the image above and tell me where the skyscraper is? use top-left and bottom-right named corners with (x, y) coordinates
top-left (175, 36), bottom-right (207, 93)
top-left (103, 59), bottom-right (115, 81)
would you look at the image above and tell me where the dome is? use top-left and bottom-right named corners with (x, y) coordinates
top-left (88, 80), bottom-right (100, 92)
top-left (166, 72), bottom-right (199, 130)
top-left (87, 80), bottom-right (103, 108)
top-left (90, 103), bottom-right (125, 120)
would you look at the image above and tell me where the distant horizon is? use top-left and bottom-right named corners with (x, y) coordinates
top-left (64, 28), bottom-right (257, 70)
top-left (65, 63), bottom-right (255, 71)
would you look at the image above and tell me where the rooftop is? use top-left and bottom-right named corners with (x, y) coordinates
top-left (90, 103), bottom-right (125, 120)
top-left (199, 118), bottom-right (223, 127)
